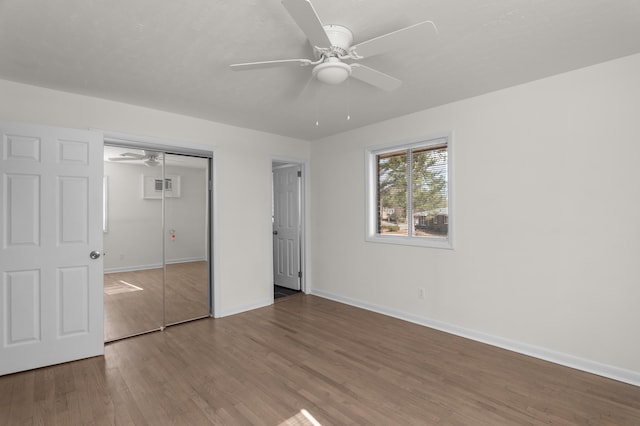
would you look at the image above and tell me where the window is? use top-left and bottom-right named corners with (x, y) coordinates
top-left (365, 134), bottom-right (453, 249)
top-left (154, 178), bottom-right (173, 192)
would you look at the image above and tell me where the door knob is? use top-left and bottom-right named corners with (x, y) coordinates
top-left (89, 251), bottom-right (101, 260)
top-left (273, 231), bottom-right (278, 235)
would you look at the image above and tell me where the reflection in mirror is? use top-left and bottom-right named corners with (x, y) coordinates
top-left (164, 154), bottom-right (210, 325)
top-left (103, 146), bottom-right (164, 341)
top-left (103, 146), bottom-right (211, 341)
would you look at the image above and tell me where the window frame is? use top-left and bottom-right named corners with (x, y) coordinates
top-left (365, 133), bottom-right (454, 249)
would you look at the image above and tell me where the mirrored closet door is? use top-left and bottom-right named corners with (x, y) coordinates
top-left (164, 154), bottom-right (210, 326)
top-left (103, 145), bottom-right (211, 342)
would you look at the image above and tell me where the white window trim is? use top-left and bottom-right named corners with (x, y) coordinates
top-left (364, 132), bottom-right (454, 249)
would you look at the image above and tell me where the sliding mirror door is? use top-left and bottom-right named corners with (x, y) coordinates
top-left (103, 146), bottom-right (165, 340)
top-left (164, 154), bottom-right (210, 325)
top-left (104, 145), bottom-right (211, 341)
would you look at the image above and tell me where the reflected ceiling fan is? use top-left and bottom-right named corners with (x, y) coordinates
top-left (230, 0), bottom-right (437, 91)
top-left (108, 150), bottom-right (161, 167)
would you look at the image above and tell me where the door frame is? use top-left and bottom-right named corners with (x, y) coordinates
top-left (102, 131), bottom-right (217, 319)
top-left (271, 157), bottom-right (310, 298)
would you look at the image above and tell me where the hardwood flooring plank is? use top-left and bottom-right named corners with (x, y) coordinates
top-left (104, 261), bottom-right (209, 341)
top-left (1, 295), bottom-right (639, 425)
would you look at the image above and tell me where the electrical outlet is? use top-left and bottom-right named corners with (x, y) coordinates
top-left (418, 287), bottom-right (425, 299)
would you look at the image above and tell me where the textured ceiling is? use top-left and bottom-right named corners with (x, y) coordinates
top-left (1, 0), bottom-right (639, 140)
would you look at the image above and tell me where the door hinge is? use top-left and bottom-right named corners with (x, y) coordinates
top-left (297, 170), bottom-right (302, 178)
top-left (298, 271), bottom-right (302, 278)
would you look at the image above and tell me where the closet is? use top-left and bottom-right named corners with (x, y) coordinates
top-left (103, 143), bottom-right (211, 341)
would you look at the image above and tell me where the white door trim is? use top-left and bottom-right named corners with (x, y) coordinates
top-left (102, 133), bottom-right (216, 319)
top-left (273, 164), bottom-right (301, 290)
top-left (271, 157), bottom-right (310, 297)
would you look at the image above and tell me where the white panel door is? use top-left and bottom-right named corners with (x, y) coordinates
top-left (273, 165), bottom-right (301, 290)
top-left (0, 123), bottom-right (103, 375)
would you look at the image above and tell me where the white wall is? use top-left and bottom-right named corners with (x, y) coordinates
top-left (3, 52), bottom-right (639, 383)
top-left (165, 163), bottom-right (208, 263)
top-left (104, 161), bottom-right (207, 272)
top-left (0, 78), bottom-right (311, 317)
top-left (311, 53), bottom-right (640, 383)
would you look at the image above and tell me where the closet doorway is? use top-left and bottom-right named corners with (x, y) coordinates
top-left (103, 142), bottom-right (212, 342)
top-left (272, 161), bottom-right (304, 300)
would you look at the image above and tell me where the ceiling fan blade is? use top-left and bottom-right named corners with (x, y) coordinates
top-left (230, 58), bottom-right (314, 70)
top-left (119, 152), bottom-right (146, 159)
top-left (350, 64), bottom-right (402, 91)
top-left (108, 157), bottom-right (140, 161)
top-left (282, 0), bottom-right (331, 48)
top-left (294, 73), bottom-right (319, 102)
top-left (350, 20), bottom-right (438, 59)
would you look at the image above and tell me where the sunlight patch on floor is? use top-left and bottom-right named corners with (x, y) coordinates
top-left (278, 409), bottom-right (322, 426)
top-left (104, 280), bottom-right (144, 295)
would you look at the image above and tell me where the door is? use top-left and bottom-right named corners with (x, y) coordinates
top-left (273, 165), bottom-right (301, 290)
top-left (103, 145), bottom-right (212, 341)
top-left (0, 123), bottom-right (104, 375)
top-left (164, 154), bottom-right (211, 325)
top-left (103, 146), bottom-right (164, 341)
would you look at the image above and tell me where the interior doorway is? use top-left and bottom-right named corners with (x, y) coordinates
top-left (272, 161), bottom-right (304, 300)
top-left (103, 141), bottom-right (213, 341)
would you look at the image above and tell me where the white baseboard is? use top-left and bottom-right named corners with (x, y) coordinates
top-left (164, 257), bottom-right (207, 265)
top-left (216, 298), bottom-right (273, 318)
top-left (104, 257), bottom-right (206, 274)
top-left (311, 289), bottom-right (640, 388)
top-left (104, 263), bottom-right (162, 274)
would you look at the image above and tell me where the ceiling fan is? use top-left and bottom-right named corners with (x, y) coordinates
top-left (230, 0), bottom-right (437, 91)
top-left (108, 150), bottom-right (161, 167)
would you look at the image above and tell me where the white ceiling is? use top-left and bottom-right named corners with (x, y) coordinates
top-left (1, 0), bottom-right (639, 140)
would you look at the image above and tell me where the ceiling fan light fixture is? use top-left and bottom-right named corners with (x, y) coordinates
top-left (312, 57), bottom-right (351, 85)
top-left (230, 1), bottom-right (437, 92)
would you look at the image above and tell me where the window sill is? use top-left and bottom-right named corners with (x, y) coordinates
top-left (365, 234), bottom-right (453, 249)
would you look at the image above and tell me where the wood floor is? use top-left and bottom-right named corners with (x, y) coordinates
top-left (1, 295), bottom-right (639, 425)
top-left (104, 261), bottom-right (210, 341)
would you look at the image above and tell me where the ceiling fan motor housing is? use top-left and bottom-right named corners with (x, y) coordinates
top-left (314, 24), bottom-right (353, 57)
top-left (310, 25), bottom-right (354, 85)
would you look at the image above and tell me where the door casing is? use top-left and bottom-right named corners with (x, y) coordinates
top-left (272, 159), bottom-right (308, 296)
top-left (103, 134), bottom-right (214, 339)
